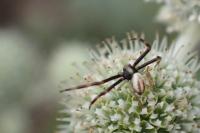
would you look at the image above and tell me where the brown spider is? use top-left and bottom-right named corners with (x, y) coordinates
top-left (60, 38), bottom-right (161, 109)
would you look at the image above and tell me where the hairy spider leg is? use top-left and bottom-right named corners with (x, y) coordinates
top-left (136, 56), bottom-right (161, 70)
top-left (131, 38), bottom-right (151, 68)
top-left (60, 74), bottom-right (122, 92)
top-left (89, 78), bottom-right (124, 109)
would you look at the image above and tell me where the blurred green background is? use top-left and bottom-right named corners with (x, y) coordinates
top-left (0, 0), bottom-right (169, 133)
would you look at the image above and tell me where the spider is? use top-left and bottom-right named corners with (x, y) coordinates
top-left (60, 38), bottom-right (161, 109)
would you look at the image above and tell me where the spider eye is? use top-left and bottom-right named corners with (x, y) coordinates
top-left (131, 73), bottom-right (145, 94)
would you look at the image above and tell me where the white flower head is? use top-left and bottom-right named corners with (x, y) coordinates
top-left (145, 0), bottom-right (200, 32)
top-left (57, 32), bottom-right (200, 132)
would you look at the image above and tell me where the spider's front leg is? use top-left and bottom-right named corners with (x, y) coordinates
top-left (131, 38), bottom-right (151, 68)
top-left (136, 56), bottom-right (161, 70)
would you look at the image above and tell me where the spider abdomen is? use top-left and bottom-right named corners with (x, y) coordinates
top-left (132, 73), bottom-right (145, 95)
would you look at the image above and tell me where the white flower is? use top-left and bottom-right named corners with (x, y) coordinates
top-left (146, 123), bottom-right (154, 129)
top-left (150, 113), bottom-right (158, 119)
top-left (145, 0), bottom-right (200, 32)
top-left (141, 107), bottom-right (148, 115)
top-left (57, 32), bottom-right (200, 132)
top-left (110, 114), bottom-right (121, 122)
top-left (109, 101), bottom-right (116, 107)
top-left (134, 125), bottom-right (142, 132)
top-left (117, 99), bottom-right (126, 109)
top-left (123, 114), bottom-right (129, 124)
top-left (134, 118), bottom-right (142, 132)
top-left (95, 108), bottom-right (104, 117)
top-left (128, 101), bottom-right (138, 113)
top-left (108, 124), bottom-right (117, 131)
top-left (148, 100), bottom-right (156, 107)
top-left (165, 115), bottom-right (172, 122)
top-left (165, 104), bottom-right (175, 112)
top-left (154, 119), bottom-right (162, 127)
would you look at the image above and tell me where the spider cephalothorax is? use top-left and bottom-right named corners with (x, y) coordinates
top-left (60, 37), bottom-right (161, 109)
top-left (122, 65), bottom-right (137, 80)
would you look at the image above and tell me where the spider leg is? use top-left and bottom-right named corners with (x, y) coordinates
top-left (89, 78), bottom-right (124, 109)
top-left (136, 56), bottom-right (161, 70)
top-left (60, 74), bottom-right (122, 93)
top-left (131, 38), bottom-right (151, 67)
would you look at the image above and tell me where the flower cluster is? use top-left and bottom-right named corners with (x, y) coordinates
top-left (57, 32), bottom-right (200, 133)
top-left (145, 0), bottom-right (200, 32)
